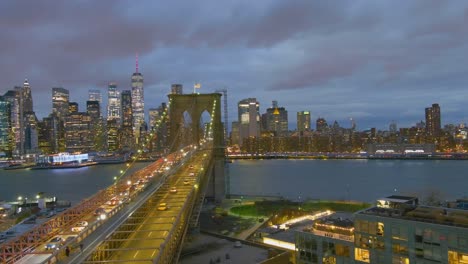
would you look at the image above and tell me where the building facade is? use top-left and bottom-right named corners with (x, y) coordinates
top-left (296, 196), bottom-right (468, 264)
top-left (262, 101), bottom-right (288, 136)
top-left (3, 90), bottom-right (21, 155)
top-left (425, 103), bottom-right (441, 138)
top-left (65, 112), bottom-right (92, 152)
top-left (131, 61), bottom-right (144, 140)
top-left (0, 97), bottom-right (12, 157)
top-left (121, 90), bottom-right (134, 150)
top-left (107, 82), bottom-right (121, 123)
top-left (297, 111), bottom-right (311, 132)
top-left (238, 98), bottom-right (260, 145)
top-left (52, 87), bottom-right (70, 121)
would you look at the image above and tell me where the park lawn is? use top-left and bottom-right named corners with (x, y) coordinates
top-left (230, 200), bottom-right (371, 217)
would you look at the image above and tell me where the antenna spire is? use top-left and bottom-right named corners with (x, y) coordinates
top-left (136, 53), bottom-right (139, 73)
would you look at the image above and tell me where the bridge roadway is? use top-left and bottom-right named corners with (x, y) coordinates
top-left (80, 148), bottom-right (212, 263)
top-left (0, 147), bottom-right (193, 264)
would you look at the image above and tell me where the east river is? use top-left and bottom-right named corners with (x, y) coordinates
top-left (1, 159), bottom-right (467, 204)
top-left (0, 163), bottom-right (151, 204)
top-left (228, 159), bottom-right (468, 202)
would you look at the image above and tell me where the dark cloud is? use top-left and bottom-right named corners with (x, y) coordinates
top-left (1, 1), bottom-right (468, 129)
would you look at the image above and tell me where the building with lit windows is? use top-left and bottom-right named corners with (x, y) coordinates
top-left (297, 111), bottom-right (311, 132)
top-left (0, 97), bottom-right (12, 156)
top-left (296, 196), bottom-right (468, 264)
top-left (3, 90), bottom-right (21, 155)
top-left (107, 82), bottom-right (121, 123)
top-left (121, 90), bottom-right (134, 150)
top-left (425, 103), bottom-right (441, 137)
top-left (131, 58), bottom-right (144, 140)
top-left (65, 112), bottom-right (92, 152)
top-left (68, 102), bottom-right (78, 114)
top-left (52, 87), bottom-right (69, 121)
top-left (238, 98), bottom-right (260, 145)
top-left (88, 89), bottom-right (102, 117)
top-left (262, 100), bottom-right (288, 136)
top-left (171, 84), bottom-right (183, 94)
top-left (106, 119), bottom-right (120, 152)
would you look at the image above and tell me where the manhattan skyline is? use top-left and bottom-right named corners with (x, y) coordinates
top-left (1, 1), bottom-right (468, 129)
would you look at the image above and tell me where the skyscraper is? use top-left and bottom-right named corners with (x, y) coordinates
top-left (131, 55), bottom-right (144, 139)
top-left (3, 90), bottom-right (21, 155)
top-left (88, 89), bottom-right (102, 103)
top-left (52, 87), bottom-right (70, 121)
top-left (263, 101), bottom-right (288, 136)
top-left (121, 90), bottom-right (133, 128)
top-left (107, 82), bottom-right (121, 123)
top-left (88, 89), bottom-right (102, 117)
top-left (238, 98), bottom-right (260, 145)
top-left (316, 117), bottom-right (328, 132)
top-left (171, 84), bottom-right (183, 95)
top-left (297, 111), bottom-right (311, 132)
top-left (121, 90), bottom-right (134, 150)
top-left (425, 103), bottom-right (441, 137)
top-left (22, 79), bottom-right (33, 112)
top-left (86, 101), bottom-right (100, 122)
top-left (0, 96), bottom-right (12, 157)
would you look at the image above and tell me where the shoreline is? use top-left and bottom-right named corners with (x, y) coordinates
top-left (227, 155), bottom-right (468, 161)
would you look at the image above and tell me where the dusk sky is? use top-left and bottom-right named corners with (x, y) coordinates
top-left (2, 1), bottom-right (468, 131)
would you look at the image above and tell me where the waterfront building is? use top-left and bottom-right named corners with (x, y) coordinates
top-left (52, 87), bottom-right (70, 121)
top-left (367, 143), bottom-right (435, 155)
top-left (262, 101), bottom-right (288, 137)
top-left (171, 84), bottom-right (183, 95)
top-left (295, 196), bottom-right (468, 264)
top-left (65, 112), bottom-right (92, 152)
top-left (238, 98), bottom-right (260, 146)
top-left (297, 111), bottom-right (311, 132)
top-left (68, 102), bottom-right (78, 114)
top-left (107, 82), bottom-right (121, 124)
top-left (426, 103), bottom-right (441, 138)
top-left (121, 90), bottom-right (134, 150)
top-left (131, 57), bottom-right (144, 141)
top-left (296, 214), bottom-right (355, 264)
top-left (0, 96), bottom-right (13, 157)
top-left (3, 90), bottom-right (21, 156)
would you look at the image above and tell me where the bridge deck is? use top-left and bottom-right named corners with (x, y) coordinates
top-left (83, 149), bottom-right (212, 263)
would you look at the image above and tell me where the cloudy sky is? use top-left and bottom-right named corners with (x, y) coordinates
top-left (1, 0), bottom-right (468, 130)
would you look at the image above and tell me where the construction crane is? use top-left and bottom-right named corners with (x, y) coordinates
top-left (215, 88), bottom-right (228, 146)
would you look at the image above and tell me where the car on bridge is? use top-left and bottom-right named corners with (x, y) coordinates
top-left (170, 187), bottom-right (177, 193)
top-left (157, 203), bottom-right (168, 211)
top-left (45, 236), bottom-right (64, 250)
top-left (183, 180), bottom-right (190, 185)
top-left (71, 221), bottom-right (88, 232)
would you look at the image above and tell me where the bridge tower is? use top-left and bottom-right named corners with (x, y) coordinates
top-left (168, 93), bottom-right (225, 201)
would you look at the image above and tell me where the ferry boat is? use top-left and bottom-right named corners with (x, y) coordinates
top-left (32, 152), bottom-right (97, 169)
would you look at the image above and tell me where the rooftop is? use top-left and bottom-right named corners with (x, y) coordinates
top-left (361, 196), bottom-right (468, 228)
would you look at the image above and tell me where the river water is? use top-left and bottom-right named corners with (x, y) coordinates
top-left (228, 159), bottom-right (468, 202)
top-left (0, 162), bottom-right (151, 204)
top-left (1, 159), bottom-right (467, 204)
